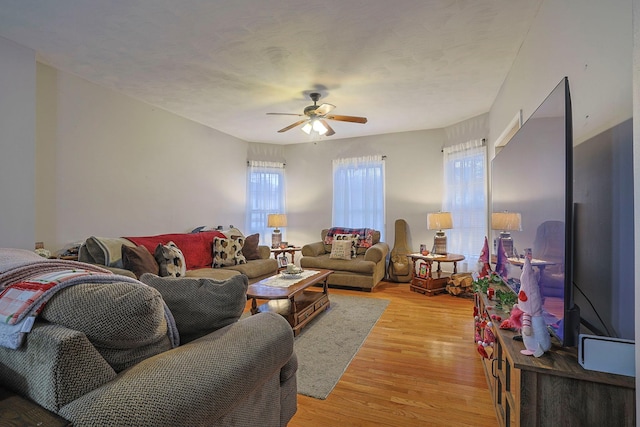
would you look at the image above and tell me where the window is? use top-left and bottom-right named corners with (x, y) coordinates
top-left (245, 161), bottom-right (286, 245)
top-left (332, 155), bottom-right (385, 240)
top-left (442, 140), bottom-right (487, 264)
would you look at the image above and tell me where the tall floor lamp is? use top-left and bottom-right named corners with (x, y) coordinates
top-left (267, 214), bottom-right (287, 248)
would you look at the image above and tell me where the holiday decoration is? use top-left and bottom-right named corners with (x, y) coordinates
top-left (494, 238), bottom-right (508, 279)
top-left (478, 236), bottom-right (492, 278)
top-left (500, 256), bottom-right (551, 357)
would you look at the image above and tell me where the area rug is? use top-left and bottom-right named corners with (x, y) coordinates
top-left (293, 294), bottom-right (389, 399)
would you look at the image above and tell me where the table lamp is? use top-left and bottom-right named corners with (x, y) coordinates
top-left (427, 212), bottom-right (453, 255)
top-left (491, 211), bottom-right (522, 257)
top-left (267, 214), bottom-right (287, 249)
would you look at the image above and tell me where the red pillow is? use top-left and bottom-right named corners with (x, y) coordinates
top-left (125, 231), bottom-right (225, 270)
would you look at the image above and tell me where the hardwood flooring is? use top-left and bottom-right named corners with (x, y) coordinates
top-left (286, 281), bottom-right (498, 427)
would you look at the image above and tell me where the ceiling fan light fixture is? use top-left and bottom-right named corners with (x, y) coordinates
top-left (313, 119), bottom-right (328, 135)
top-left (301, 122), bottom-right (312, 134)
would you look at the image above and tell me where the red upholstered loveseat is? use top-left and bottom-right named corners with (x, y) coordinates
top-left (78, 229), bottom-right (278, 283)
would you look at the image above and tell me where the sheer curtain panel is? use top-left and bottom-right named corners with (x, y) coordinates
top-left (245, 161), bottom-right (286, 245)
top-left (332, 155), bottom-right (385, 241)
top-left (442, 140), bottom-right (487, 269)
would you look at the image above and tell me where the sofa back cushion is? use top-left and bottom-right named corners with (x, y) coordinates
top-left (322, 228), bottom-right (380, 255)
top-left (41, 282), bottom-right (172, 372)
top-left (140, 273), bottom-right (248, 344)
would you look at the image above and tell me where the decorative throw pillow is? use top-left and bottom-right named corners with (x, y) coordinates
top-left (241, 233), bottom-right (261, 260)
top-left (140, 273), bottom-right (248, 344)
top-left (213, 236), bottom-right (247, 267)
top-left (121, 245), bottom-right (159, 278)
top-left (154, 241), bottom-right (186, 277)
top-left (329, 240), bottom-right (353, 260)
top-left (334, 233), bottom-right (358, 258)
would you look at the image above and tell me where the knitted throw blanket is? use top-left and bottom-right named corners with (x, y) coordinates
top-left (0, 248), bottom-right (179, 350)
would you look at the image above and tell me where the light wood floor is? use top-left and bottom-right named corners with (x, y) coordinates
top-left (286, 281), bottom-right (498, 427)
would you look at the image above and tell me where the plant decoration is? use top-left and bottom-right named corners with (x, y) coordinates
top-left (495, 288), bottom-right (518, 311)
top-left (472, 272), bottom-right (503, 295)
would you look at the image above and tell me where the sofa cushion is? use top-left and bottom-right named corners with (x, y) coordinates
top-left (330, 240), bottom-right (353, 260)
top-left (242, 233), bottom-right (261, 260)
top-left (213, 236), bottom-right (247, 267)
top-left (40, 281), bottom-right (172, 372)
top-left (301, 253), bottom-right (376, 274)
top-left (154, 242), bottom-right (187, 277)
top-left (121, 245), bottom-right (159, 279)
top-left (140, 273), bottom-right (248, 344)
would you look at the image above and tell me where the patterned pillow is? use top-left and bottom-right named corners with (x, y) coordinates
top-left (334, 233), bottom-right (358, 258)
top-left (329, 240), bottom-right (353, 260)
top-left (213, 236), bottom-right (247, 267)
top-left (154, 241), bottom-right (186, 277)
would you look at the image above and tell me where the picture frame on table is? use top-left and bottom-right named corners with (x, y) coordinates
top-left (416, 259), bottom-right (429, 278)
top-left (278, 255), bottom-right (289, 268)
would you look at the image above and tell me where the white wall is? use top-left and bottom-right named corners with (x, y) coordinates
top-left (281, 129), bottom-right (446, 252)
top-left (35, 63), bottom-right (250, 251)
top-left (490, 0), bottom-right (632, 149)
top-left (0, 37), bottom-right (35, 249)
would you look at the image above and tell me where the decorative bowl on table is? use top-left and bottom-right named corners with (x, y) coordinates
top-left (281, 269), bottom-right (303, 279)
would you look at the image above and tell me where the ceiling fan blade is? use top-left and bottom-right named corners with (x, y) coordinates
top-left (277, 119), bottom-right (308, 133)
top-left (314, 103), bottom-right (335, 116)
top-left (267, 112), bottom-right (304, 117)
top-left (325, 114), bottom-right (368, 124)
top-left (320, 119), bottom-right (335, 136)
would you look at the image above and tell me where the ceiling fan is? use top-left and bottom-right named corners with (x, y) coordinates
top-left (267, 93), bottom-right (367, 136)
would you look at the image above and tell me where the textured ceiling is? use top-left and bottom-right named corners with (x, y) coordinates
top-left (0, 0), bottom-right (542, 144)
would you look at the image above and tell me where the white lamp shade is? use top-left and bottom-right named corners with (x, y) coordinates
top-left (267, 214), bottom-right (287, 228)
top-left (427, 212), bottom-right (453, 230)
top-left (491, 212), bottom-right (522, 231)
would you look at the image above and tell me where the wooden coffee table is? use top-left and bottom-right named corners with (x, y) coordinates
top-left (247, 269), bottom-right (332, 336)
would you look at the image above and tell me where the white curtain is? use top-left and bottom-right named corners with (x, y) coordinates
top-left (245, 161), bottom-right (286, 245)
top-left (332, 155), bottom-right (385, 241)
top-left (442, 140), bottom-right (487, 268)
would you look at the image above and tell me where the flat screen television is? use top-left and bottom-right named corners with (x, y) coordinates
top-left (491, 77), bottom-right (580, 347)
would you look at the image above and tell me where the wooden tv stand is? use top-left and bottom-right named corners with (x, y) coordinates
top-left (474, 290), bottom-right (635, 427)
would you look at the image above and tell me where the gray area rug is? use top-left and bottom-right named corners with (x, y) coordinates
top-left (293, 294), bottom-right (389, 399)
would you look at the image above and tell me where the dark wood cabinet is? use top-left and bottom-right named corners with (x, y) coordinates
top-left (475, 291), bottom-right (635, 427)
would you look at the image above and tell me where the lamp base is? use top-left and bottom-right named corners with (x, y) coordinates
top-left (271, 230), bottom-right (282, 249)
top-left (432, 232), bottom-right (447, 255)
top-left (494, 232), bottom-right (516, 258)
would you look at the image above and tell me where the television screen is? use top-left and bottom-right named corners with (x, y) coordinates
top-left (491, 77), bottom-right (579, 346)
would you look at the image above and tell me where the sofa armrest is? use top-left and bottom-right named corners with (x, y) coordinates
top-left (302, 241), bottom-right (325, 257)
top-left (364, 242), bottom-right (390, 263)
top-left (258, 245), bottom-right (272, 259)
top-left (59, 312), bottom-right (295, 426)
top-left (0, 322), bottom-right (117, 412)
